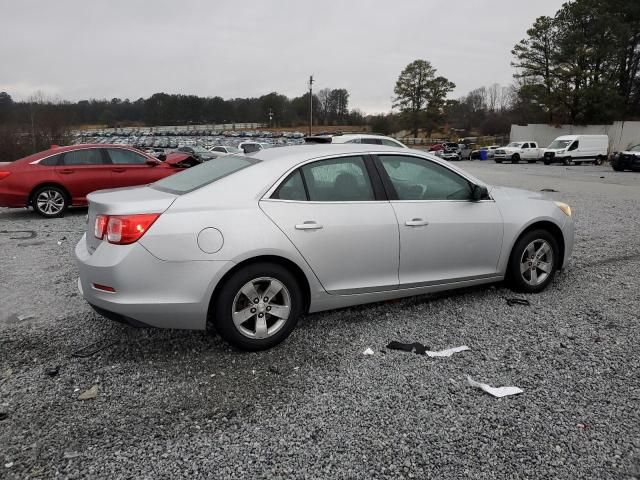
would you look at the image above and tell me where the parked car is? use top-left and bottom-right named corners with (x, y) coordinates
top-left (435, 150), bottom-right (461, 161)
top-left (76, 145), bottom-right (574, 351)
top-left (304, 133), bottom-right (407, 148)
top-left (542, 135), bottom-right (608, 165)
top-left (0, 145), bottom-right (188, 217)
top-left (176, 145), bottom-right (219, 162)
top-left (211, 145), bottom-right (243, 155)
top-left (238, 142), bottom-right (273, 154)
top-left (610, 144), bottom-right (640, 171)
top-left (494, 142), bottom-right (543, 163)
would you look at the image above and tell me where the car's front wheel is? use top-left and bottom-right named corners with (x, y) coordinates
top-left (213, 263), bottom-right (303, 351)
top-left (512, 154), bottom-right (520, 164)
top-left (508, 229), bottom-right (559, 293)
top-left (32, 185), bottom-right (68, 217)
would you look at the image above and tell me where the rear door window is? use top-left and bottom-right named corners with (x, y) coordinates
top-left (40, 154), bottom-right (61, 166)
top-left (62, 149), bottom-right (105, 165)
top-left (301, 156), bottom-right (374, 202)
top-left (360, 138), bottom-right (383, 145)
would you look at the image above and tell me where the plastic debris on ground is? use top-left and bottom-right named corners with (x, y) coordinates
top-left (467, 375), bottom-right (523, 398)
top-left (425, 345), bottom-right (470, 357)
top-left (362, 348), bottom-right (374, 356)
top-left (386, 341), bottom-right (469, 357)
top-left (78, 385), bottom-right (98, 401)
top-left (505, 298), bottom-right (531, 306)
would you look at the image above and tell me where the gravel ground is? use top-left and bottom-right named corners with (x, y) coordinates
top-left (1, 161), bottom-right (639, 479)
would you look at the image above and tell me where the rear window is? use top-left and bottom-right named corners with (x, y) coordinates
top-left (152, 155), bottom-right (258, 194)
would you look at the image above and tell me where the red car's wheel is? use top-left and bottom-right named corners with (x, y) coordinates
top-left (32, 185), bottom-right (69, 217)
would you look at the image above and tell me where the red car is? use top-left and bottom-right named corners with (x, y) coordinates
top-left (0, 145), bottom-right (193, 217)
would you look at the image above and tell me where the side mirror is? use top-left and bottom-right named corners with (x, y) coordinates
top-left (157, 153), bottom-right (166, 161)
top-left (146, 159), bottom-right (160, 166)
top-left (472, 184), bottom-right (489, 201)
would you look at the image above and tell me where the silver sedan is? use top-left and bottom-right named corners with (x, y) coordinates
top-left (75, 145), bottom-right (574, 350)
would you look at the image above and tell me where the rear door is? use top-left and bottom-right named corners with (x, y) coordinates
top-left (105, 148), bottom-right (165, 188)
top-left (55, 148), bottom-right (113, 204)
top-left (260, 155), bottom-right (399, 294)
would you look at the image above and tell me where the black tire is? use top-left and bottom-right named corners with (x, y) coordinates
top-left (507, 229), bottom-right (559, 293)
top-left (544, 160), bottom-right (551, 165)
top-left (611, 162), bottom-right (623, 172)
top-left (574, 161), bottom-right (582, 166)
top-left (563, 157), bottom-right (571, 166)
top-left (494, 159), bottom-right (502, 164)
top-left (512, 154), bottom-right (520, 164)
top-left (31, 185), bottom-right (69, 218)
top-left (594, 155), bottom-right (603, 166)
top-left (213, 262), bottom-right (303, 351)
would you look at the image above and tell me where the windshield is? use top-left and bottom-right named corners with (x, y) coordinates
top-left (506, 142), bottom-right (523, 148)
top-left (548, 140), bottom-right (572, 149)
top-left (629, 145), bottom-right (640, 152)
top-left (152, 154), bottom-right (258, 194)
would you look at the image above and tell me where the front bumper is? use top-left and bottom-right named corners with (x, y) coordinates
top-left (561, 216), bottom-right (575, 269)
top-left (75, 234), bottom-right (233, 330)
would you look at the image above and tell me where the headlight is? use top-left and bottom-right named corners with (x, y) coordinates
top-left (555, 201), bottom-right (572, 217)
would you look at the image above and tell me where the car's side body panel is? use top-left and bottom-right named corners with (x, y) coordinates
top-left (260, 200), bottom-right (400, 294)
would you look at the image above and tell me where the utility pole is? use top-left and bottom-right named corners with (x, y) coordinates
top-left (308, 75), bottom-right (314, 136)
top-left (268, 108), bottom-right (274, 129)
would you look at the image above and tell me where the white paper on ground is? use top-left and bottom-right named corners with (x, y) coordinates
top-left (467, 375), bottom-right (523, 398)
top-left (425, 345), bottom-right (470, 357)
top-left (363, 348), bottom-right (374, 356)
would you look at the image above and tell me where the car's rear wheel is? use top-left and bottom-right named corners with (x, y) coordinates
top-left (508, 229), bottom-right (559, 293)
top-left (32, 186), bottom-right (68, 217)
top-left (594, 155), bottom-right (604, 166)
top-left (213, 263), bottom-right (303, 351)
top-left (512, 154), bottom-right (520, 164)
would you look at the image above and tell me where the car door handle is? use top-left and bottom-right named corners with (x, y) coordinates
top-left (112, 168), bottom-right (126, 173)
top-left (59, 169), bottom-right (74, 174)
top-left (405, 218), bottom-right (429, 227)
top-left (295, 221), bottom-right (323, 230)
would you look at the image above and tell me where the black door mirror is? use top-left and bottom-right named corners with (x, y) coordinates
top-left (146, 159), bottom-right (160, 166)
top-left (472, 184), bottom-right (489, 201)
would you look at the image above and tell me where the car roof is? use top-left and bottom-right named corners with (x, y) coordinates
top-left (14, 143), bottom-right (144, 164)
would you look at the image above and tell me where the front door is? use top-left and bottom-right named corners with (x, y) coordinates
top-left (375, 154), bottom-right (503, 287)
top-left (260, 155), bottom-right (399, 294)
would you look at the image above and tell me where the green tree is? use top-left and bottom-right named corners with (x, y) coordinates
top-left (393, 60), bottom-right (455, 137)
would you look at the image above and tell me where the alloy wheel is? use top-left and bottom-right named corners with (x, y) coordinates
top-left (519, 239), bottom-right (554, 286)
top-left (36, 189), bottom-right (65, 215)
top-left (232, 277), bottom-right (291, 339)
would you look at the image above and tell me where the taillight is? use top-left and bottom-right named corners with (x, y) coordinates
top-left (0, 172), bottom-right (10, 180)
top-left (106, 214), bottom-right (160, 245)
top-left (94, 213), bottom-right (160, 245)
top-left (94, 214), bottom-right (108, 239)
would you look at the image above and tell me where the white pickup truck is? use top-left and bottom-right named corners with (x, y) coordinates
top-left (494, 141), bottom-right (543, 164)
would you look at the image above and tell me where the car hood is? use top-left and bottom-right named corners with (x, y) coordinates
top-left (621, 150), bottom-right (640, 156)
top-left (489, 186), bottom-right (546, 201)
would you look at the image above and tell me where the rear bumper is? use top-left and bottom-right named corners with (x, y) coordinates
top-left (75, 234), bottom-right (233, 330)
top-left (0, 190), bottom-right (29, 208)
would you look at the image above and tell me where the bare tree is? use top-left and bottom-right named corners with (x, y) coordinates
top-left (487, 83), bottom-right (500, 112)
top-left (316, 88), bottom-right (332, 125)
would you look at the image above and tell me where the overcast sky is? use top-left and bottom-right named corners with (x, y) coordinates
top-left (0, 0), bottom-right (565, 114)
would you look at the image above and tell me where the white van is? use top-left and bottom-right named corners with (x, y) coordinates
top-left (543, 135), bottom-right (609, 165)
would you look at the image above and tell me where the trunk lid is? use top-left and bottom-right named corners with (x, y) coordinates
top-left (85, 185), bottom-right (177, 253)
